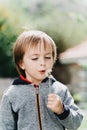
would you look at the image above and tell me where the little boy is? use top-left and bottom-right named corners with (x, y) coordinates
top-left (0, 30), bottom-right (83, 130)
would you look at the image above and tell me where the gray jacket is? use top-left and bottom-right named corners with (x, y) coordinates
top-left (0, 76), bottom-right (83, 130)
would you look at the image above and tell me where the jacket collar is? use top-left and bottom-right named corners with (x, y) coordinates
top-left (12, 74), bottom-right (56, 85)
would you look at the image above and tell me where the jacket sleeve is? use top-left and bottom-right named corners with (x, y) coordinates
top-left (0, 95), bottom-right (17, 130)
top-left (56, 87), bottom-right (83, 130)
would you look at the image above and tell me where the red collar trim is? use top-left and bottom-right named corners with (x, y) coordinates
top-left (20, 74), bottom-right (39, 88)
top-left (20, 74), bottom-right (32, 84)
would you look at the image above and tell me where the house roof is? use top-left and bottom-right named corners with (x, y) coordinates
top-left (59, 41), bottom-right (87, 64)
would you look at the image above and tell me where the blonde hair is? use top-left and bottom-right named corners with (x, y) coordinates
top-left (13, 30), bottom-right (57, 75)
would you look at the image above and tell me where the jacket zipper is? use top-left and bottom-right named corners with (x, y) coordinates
top-left (35, 85), bottom-right (42, 130)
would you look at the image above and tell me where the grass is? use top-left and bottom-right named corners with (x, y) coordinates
top-left (78, 116), bottom-right (87, 130)
top-left (78, 103), bottom-right (87, 130)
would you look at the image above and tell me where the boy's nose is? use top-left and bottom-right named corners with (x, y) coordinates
top-left (41, 63), bottom-right (45, 66)
top-left (40, 58), bottom-right (45, 66)
top-left (40, 62), bottom-right (45, 66)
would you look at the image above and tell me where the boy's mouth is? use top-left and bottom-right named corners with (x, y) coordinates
top-left (39, 69), bottom-right (52, 76)
top-left (39, 70), bottom-right (46, 75)
top-left (39, 70), bottom-right (46, 73)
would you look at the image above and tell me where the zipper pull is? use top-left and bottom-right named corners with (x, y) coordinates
top-left (34, 85), bottom-right (39, 94)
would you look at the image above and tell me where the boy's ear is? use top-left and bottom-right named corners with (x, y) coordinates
top-left (19, 60), bottom-right (25, 70)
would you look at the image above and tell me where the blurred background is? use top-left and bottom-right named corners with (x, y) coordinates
top-left (0, 0), bottom-right (87, 129)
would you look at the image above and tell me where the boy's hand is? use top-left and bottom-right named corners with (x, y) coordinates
top-left (47, 94), bottom-right (64, 114)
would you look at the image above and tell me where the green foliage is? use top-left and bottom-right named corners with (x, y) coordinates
top-left (0, 9), bottom-right (19, 77)
top-left (73, 93), bottom-right (82, 104)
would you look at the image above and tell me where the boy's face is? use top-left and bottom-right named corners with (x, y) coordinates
top-left (20, 42), bottom-right (54, 85)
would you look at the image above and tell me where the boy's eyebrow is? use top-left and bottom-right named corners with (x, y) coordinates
top-left (29, 54), bottom-right (40, 57)
top-left (30, 52), bottom-right (52, 56)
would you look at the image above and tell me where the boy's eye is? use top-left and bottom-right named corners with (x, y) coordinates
top-left (45, 57), bottom-right (51, 59)
top-left (31, 58), bottom-right (38, 60)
